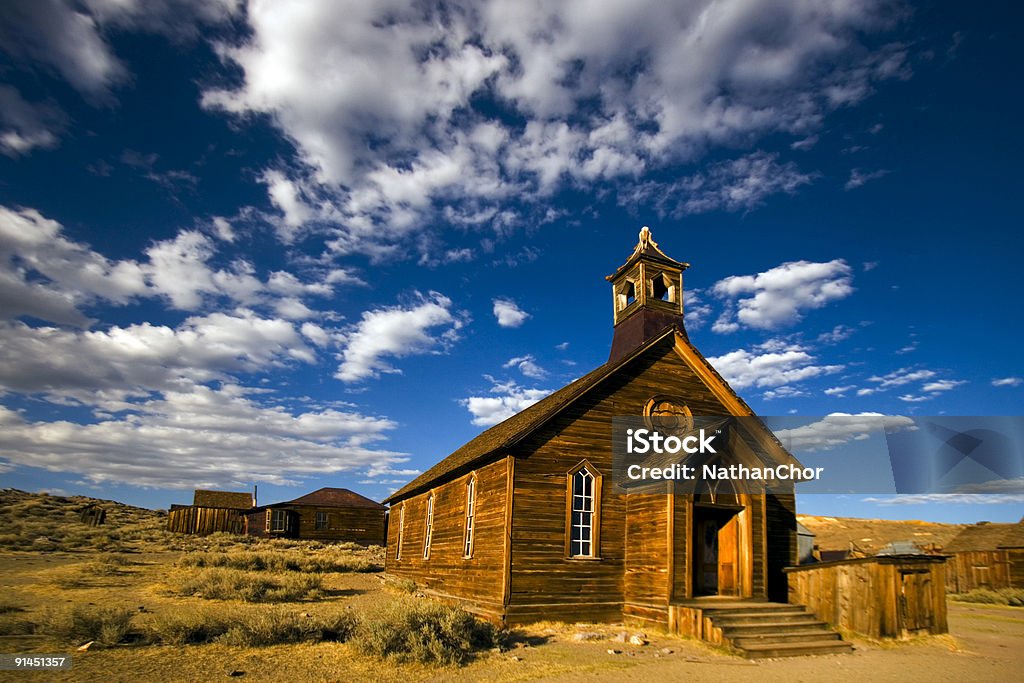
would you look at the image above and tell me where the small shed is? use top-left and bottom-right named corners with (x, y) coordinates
top-left (167, 489), bottom-right (255, 535)
top-left (943, 521), bottom-right (1015, 593)
top-left (243, 487), bottom-right (386, 545)
top-left (997, 521), bottom-right (1024, 589)
top-left (797, 521), bottom-right (816, 564)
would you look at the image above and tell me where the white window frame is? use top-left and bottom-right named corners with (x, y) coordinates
top-left (463, 475), bottom-right (476, 558)
top-left (396, 503), bottom-right (405, 560)
top-left (270, 509), bottom-right (288, 533)
top-left (566, 461), bottom-right (602, 558)
top-left (423, 494), bottom-right (434, 559)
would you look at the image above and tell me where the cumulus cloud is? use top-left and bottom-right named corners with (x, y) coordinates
top-left (824, 385), bottom-right (857, 397)
top-left (0, 383), bottom-right (405, 488)
top-left (992, 377), bottom-right (1022, 387)
top-left (492, 298), bottom-right (530, 328)
top-left (503, 354), bottom-right (547, 379)
top-left (0, 0), bottom-right (239, 101)
top-left (335, 292), bottom-right (463, 382)
top-left (711, 259), bottom-right (854, 332)
top-left (0, 311), bottom-right (316, 405)
top-left (461, 377), bottom-right (551, 427)
top-left (707, 342), bottom-right (842, 390)
top-left (860, 368), bottom-right (937, 396)
top-left (0, 205), bottom-right (355, 325)
top-left (921, 379), bottom-right (965, 392)
top-left (199, 0), bottom-right (908, 257)
top-left (774, 413), bottom-right (916, 452)
top-left (0, 85), bottom-right (66, 156)
top-left (863, 493), bottom-right (1024, 505)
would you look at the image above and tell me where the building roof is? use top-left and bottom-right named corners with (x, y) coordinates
top-left (997, 521), bottom-right (1024, 549)
top-left (944, 522), bottom-right (1016, 552)
top-left (384, 326), bottom-right (785, 505)
top-left (268, 487), bottom-right (384, 510)
top-left (192, 489), bottom-right (254, 509)
top-left (605, 226), bottom-right (689, 281)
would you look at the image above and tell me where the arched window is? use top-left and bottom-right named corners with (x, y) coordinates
top-left (463, 475), bottom-right (476, 558)
top-left (566, 461), bottom-right (602, 558)
top-left (423, 494), bottom-right (434, 559)
top-left (396, 503), bottom-right (405, 560)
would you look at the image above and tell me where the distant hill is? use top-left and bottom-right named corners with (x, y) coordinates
top-left (0, 488), bottom-right (164, 552)
top-left (799, 514), bottom-right (965, 555)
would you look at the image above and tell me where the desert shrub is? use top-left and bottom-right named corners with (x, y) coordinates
top-left (177, 549), bottom-right (377, 574)
top-left (952, 588), bottom-right (1024, 606)
top-left (141, 606), bottom-right (356, 647)
top-left (0, 604), bottom-right (33, 636)
top-left (217, 608), bottom-right (358, 647)
top-left (354, 602), bottom-right (502, 665)
top-left (166, 567), bottom-right (323, 602)
top-left (389, 578), bottom-right (417, 594)
top-left (37, 605), bottom-right (133, 645)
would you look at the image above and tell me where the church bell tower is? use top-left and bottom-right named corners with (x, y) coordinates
top-left (606, 226), bottom-right (690, 363)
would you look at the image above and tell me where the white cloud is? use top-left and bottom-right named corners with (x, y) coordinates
top-left (712, 259), bottom-right (854, 331)
top-left (992, 377), bottom-right (1022, 387)
top-left (845, 167), bottom-right (891, 190)
top-left (492, 298), bottom-right (530, 328)
top-left (824, 385), bottom-right (856, 397)
top-left (0, 382), bottom-right (404, 488)
top-left (817, 325), bottom-right (855, 344)
top-left (335, 292), bottom-right (463, 382)
top-left (683, 288), bottom-right (712, 329)
top-left (626, 152), bottom-right (816, 217)
top-left (867, 367), bottom-right (936, 389)
top-left (0, 0), bottom-right (239, 101)
top-left (707, 342), bottom-right (842, 390)
top-left (0, 311), bottom-right (316, 405)
top-left (199, 0), bottom-right (907, 257)
top-left (0, 85), bottom-right (66, 156)
top-left (461, 377), bottom-right (551, 427)
top-left (503, 355), bottom-right (547, 379)
top-left (897, 394), bottom-right (930, 402)
top-left (762, 386), bottom-right (806, 400)
top-left (774, 413), bottom-right (916, 452)
top-left (922, 379), bottom-right (965, 392)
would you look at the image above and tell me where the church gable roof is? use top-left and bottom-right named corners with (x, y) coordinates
top-left (385, 326), bottom-right (776, 504)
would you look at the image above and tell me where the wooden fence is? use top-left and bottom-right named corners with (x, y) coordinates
top-left (785, 555), bottom-right (947, 639)
top-left (167, 505), bottom-right (247, 535)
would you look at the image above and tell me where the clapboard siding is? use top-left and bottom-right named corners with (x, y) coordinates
top-left (506, 343), bottom-right (745, 621)
top-left (385, 457), bottom-right (509, 619)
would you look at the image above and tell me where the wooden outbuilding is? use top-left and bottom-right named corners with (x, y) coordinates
top-left (243, 487), bottom-right (386, 545)
top-left (167, 489), bottom-right (254, 535)
top-left (383, 228), bottom-right (806, 629)
top-left (943, 520), bottom-right (1021, 593)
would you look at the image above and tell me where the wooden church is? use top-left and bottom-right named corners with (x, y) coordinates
top-left (384, 228), bottom-right (803, 630)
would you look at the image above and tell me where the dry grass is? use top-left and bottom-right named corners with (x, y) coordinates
top-left (353, 601), bottom-right (503, 665)
top-left (176, 548), bottom-right (378, 573)
top-left (164, 567), bottom-right (324, 602)
top-left (951, 588), bottom-right (1024, 607)
top-left (37, 604), bottom-right (134, 645)
top-left (139, 605), bottom-right (357, 646)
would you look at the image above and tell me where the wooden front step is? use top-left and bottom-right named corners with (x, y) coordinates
top-left (670, 600), bottom-right (853, 658)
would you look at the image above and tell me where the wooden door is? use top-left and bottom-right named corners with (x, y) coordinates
top-left (899, 570), bottom-right (934, 634)
top-left (718, 515), bottom-right (739, 595)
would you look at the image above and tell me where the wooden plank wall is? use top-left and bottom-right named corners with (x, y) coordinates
top-left (384, 457), bottom-right (509, 620)
top-left (291, 506), bottom-right (385, 545)
top-left (786, 557), bottom-right (948, 638)
top-left (945, 550), bottom-right (1012, 593)
top-left (167, 506), bottom-right (246, 535)
top-left (507, 342), bottom-right (750, 623)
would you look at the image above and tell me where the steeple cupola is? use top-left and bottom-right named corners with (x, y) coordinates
top-left (606, 227), bottom-right (690, 362)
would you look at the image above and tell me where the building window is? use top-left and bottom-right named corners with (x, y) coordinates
top-left (423, 494), bottom-right (434, 559)
top-left (463, 475), bottom-right (476, 558)
top-left (566, 461), bottom-right (602, 558)
top-left (269, 509), bottom-right (288, 533)
top-left (315, 511), bottom-right (329, 530)
top-left (396, 504), bottom-right (405, 560)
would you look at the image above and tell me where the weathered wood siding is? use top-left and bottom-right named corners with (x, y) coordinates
top-left (167, 505), bottom-right (246, 535)
top-left (244, 506), bottom-right (385, 544)
top-left (384, 457), bottom-right (510, 620)
top-left (786, 556), bottom-right (948, 638)
top-left (507, 341), bottom-right (762, 623)
top-left (945, 550), bottom-right (1013, 593)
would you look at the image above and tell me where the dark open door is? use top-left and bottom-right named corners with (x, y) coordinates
top-left (693, 505), bottom-right (741, 596)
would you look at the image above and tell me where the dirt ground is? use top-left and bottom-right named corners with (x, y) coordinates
top-left (1, 550), bottom-right (1022, 683)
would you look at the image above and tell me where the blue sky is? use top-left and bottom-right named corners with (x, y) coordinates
top-left (0, 0), bottom-right (1021, 523)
